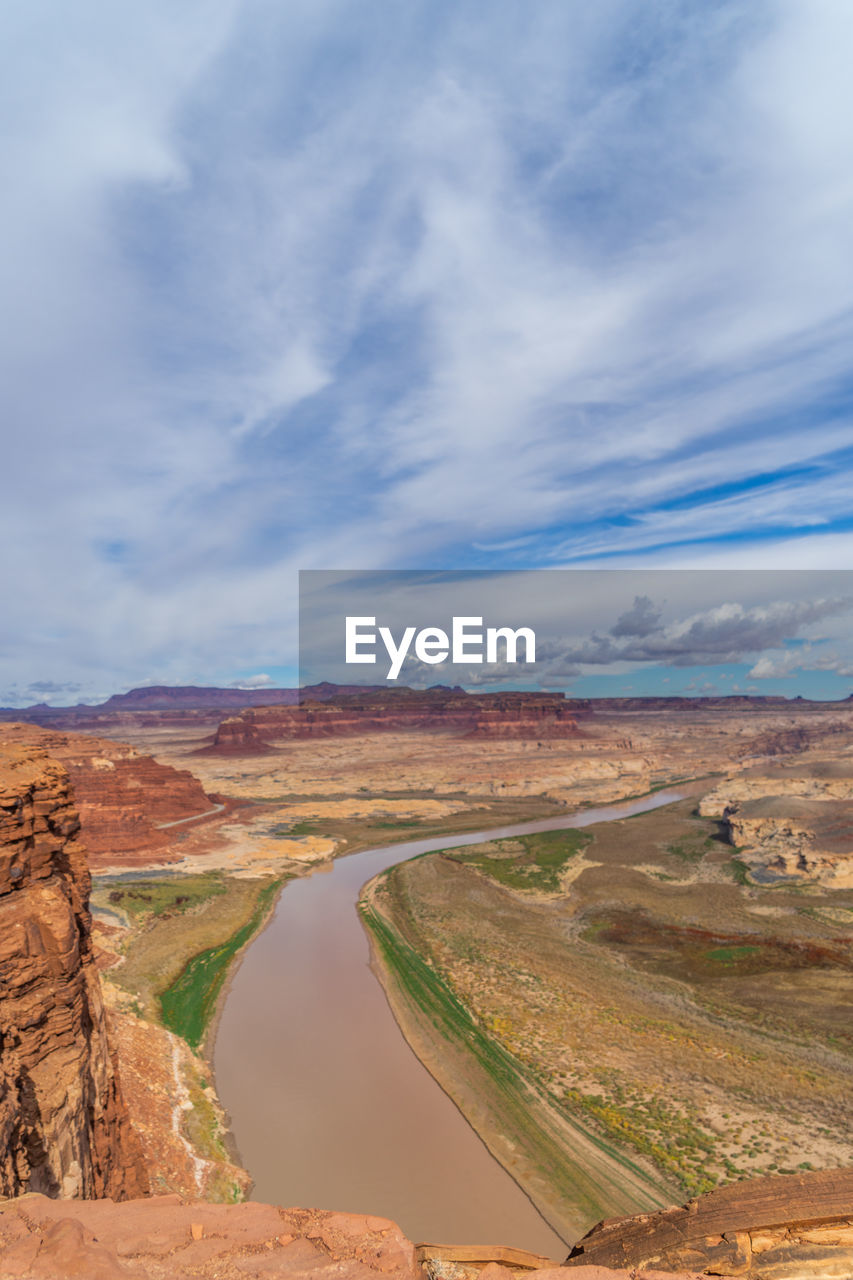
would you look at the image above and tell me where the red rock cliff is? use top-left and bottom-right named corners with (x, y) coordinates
top-left (0, 723), bottom-right (217, 869)
top-left (0, 739), bottom-right (148, 1200)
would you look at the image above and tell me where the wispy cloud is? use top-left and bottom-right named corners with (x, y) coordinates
top-left (3, 1), bottom-right (853, 696)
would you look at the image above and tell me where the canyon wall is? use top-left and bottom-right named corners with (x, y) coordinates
top-left (0, 723), bottom-right (217, 869)
top-left (0, 739), bottom-right (148, 1199)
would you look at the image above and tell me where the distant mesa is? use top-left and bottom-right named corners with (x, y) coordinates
top-left (205, 714), bottom-right (277, 755)
top-left (0, 684), bottom-right (299, 720)
top-left (3, 685), bottom-right (851, 735)
top-left (198, 688), bottom-right (584, 755)
top-left (0, 682), bottom-right (385, 728)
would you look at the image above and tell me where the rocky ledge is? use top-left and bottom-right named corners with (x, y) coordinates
top-left (699, 759), bottom-right (853, 885)
top-left (3, 1173), bottom-right (853, 1279)
top-left (0, 1194), bottom-right (703, 1280)
top-left (566, 1168), bottom-right (853, 1278)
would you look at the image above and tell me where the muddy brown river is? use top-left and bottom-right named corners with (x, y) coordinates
top-left (213, 790), bottom-right (684, 1255)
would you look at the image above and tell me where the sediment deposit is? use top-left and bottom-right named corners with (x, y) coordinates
top-left (362, 794), bottom-right (853, 1211)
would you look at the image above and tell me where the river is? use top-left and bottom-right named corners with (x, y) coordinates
top-left (212, 789), bottom-right (684, 1255)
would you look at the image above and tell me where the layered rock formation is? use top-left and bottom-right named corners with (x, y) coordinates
top-left (566, 1168), bottom-right (853, 1277)
top-left (0, 724), bottom-right (218, 870)
top-left (204, 715), bottom-right (276, 756)
top-left (700, 759), bottom-right (853, 885)
top-left (201, 690), bottom-right (580, 755)
top-left (0, 739), bottom-right (147, 1200)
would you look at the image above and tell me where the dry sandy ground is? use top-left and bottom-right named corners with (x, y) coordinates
top-left (365, 793), bottom-right (853, 1230)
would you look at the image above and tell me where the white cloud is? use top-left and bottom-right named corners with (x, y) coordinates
top-left (3, 2), bottom-right (853, 695)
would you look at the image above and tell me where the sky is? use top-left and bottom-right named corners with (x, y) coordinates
top-left (299, 569), bottom-right (853, 698)
top-left (2, 1), bottom-right (853, 704)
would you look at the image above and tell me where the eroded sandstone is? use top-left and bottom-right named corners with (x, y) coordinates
top-left (0, 723), bottom-right (220, 870)
top-left (699, 759), bottom-right (853, 885)
top-left (566, 1168), bottom-right (853, 1278)
top-left (0, 740), bottom-right (147, 1200)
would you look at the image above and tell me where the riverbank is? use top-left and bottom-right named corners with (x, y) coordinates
top-left (212, 788), bottom-right (691, 1249)
top-left (359, 794), bottom-right (853, 1222)
top-left (359, 870), bottom-right (675, 1244)
top-left (94, 871), bottom-right (291, 1049)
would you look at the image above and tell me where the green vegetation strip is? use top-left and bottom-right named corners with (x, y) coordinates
top-left (360, 894), bottom-right (664, 1223)
top-left (448, 829), bottom-right (593, 892)
top-left (160, 878), bottom-right (283, 1050)
top-left (101, 874), bottom-right (227, 919)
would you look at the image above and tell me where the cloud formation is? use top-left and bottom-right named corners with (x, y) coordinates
top-left (538, 596), bottom-right (853, 677)
top-left (3, 2), bottom-right (853, 697)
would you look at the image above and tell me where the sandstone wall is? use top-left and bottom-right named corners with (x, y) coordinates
top-left (0, 723), bottom-right (217, 868)
top-left (0, 740), bottom-right (148, 1199)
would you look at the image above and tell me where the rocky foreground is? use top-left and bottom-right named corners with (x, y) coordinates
top-left (0, 1195), bottom-right (668, 1280)
top-left (2, 1172), bottom-right (853, 1279)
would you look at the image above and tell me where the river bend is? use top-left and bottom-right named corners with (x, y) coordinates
top-left (213, 789), bottom-right (684, 1253)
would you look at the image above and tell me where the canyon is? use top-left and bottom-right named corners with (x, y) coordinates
top-left (0, 723), bottom-right (224, 871)
top-left (1, 692), bottom-right (853, 1278)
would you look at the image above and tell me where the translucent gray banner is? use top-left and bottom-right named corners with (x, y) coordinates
top-left (298, 569), bottom-right (853, 700)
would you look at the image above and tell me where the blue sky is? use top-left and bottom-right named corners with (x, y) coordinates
top-left (2, 1), bottom-right (853, 703)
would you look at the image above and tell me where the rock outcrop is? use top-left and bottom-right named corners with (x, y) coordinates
top-left (699, 760), bottom-right (853, 885)
top-left (0, 724), bottom-right (218, 869)
top-left (566, 1168), bottom-right (853, 1277)
top-left (204, 715), bottom-right (275, 756)
top-left (0, 739), bottom-right (148, 1200)
top-left (2, 1171), bottom-right (852, 1278)
top-left (0, 1197), bottom-right (429, 1280)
